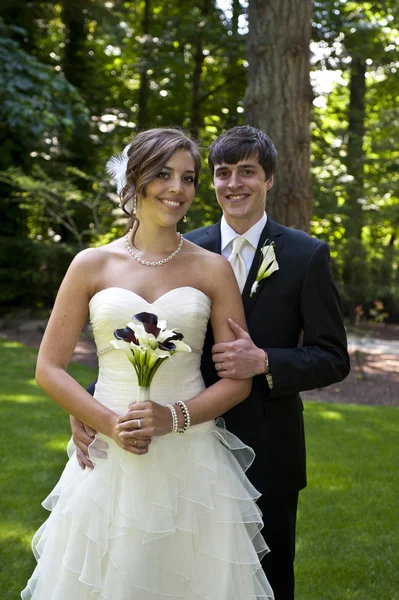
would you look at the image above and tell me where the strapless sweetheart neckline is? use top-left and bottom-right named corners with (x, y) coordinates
top-left (89, 285), bottom-right (211, 306)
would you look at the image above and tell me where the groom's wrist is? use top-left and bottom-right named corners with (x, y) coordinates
top-left (262, 350), bottom-right (269, 374)
top-left (262, 350), bottom-right (274, 390)
top-left (255, 348), bottom-right (268, 375)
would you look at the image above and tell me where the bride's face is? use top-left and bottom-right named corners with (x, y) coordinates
top-left (139, 149), bottom-right (196, 226)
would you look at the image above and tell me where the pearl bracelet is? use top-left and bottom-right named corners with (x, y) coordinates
top-left (166, 404), bottom-right (179, 433)
top-left (175, 400), bottom-right (191, 433)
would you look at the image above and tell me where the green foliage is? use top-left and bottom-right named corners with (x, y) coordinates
top-left (0, 236), bottom-right (76, 308)
top-left (0, 1), bottom-right (397, 318)
top-left (0, 19), bottom-right (88, 167)
top-left (311, 0), bottom-right (399, 319)
top-left (0, 166), bottom-right (117, 247)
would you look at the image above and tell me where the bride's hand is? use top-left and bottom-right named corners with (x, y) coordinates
top-left (116, 401), bottom-right (173, 441)
top-left (110, 413), bottom-right (152, 455)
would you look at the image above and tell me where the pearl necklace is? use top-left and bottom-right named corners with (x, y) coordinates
top-left (124, 230), bottom-right (184, 266)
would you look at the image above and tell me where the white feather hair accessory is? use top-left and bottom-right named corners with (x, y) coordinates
top-left (106, 143), bottom-right (130, 194)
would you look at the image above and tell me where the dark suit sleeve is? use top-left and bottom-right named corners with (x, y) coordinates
top-left (264, 242), bottom-right (350, 398)
top-left (86, 380), bottom-right (97, 396)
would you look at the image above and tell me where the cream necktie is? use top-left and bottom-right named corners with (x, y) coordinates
top-left (228, 236), bottom-right (247, 293)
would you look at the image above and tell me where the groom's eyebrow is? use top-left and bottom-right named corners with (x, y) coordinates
top-left (215, 163), bottom-right (258, 172)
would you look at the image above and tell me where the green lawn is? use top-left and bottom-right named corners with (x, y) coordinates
top-left (1, 338), bottom-right (398, 599)
top-left (296, 401), bottom-right (399, 600)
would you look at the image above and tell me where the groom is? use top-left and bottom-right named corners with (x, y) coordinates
top-left (185, 126), bottom-right (349, 599)
top-left (73, 126), bottom-right (350, 599)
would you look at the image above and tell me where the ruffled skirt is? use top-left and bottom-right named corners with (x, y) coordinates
top-left (21, 421), bottom-right (274, 599)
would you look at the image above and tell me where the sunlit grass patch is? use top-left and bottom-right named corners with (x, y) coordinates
top-left (0, 337), bottom-right (96, 599)
top-left (296, 400), bottom-right (399, 600)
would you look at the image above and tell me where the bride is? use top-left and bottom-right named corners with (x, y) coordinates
top-left (22, 128), bottom-right (274, 599)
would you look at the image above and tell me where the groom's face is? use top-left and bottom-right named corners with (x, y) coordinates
top-left (213, 155), bottom-right (274, 233)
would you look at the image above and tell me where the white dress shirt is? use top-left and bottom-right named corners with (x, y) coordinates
top-left (220, 212), bottom-right (272, 385)
top-left (221, 213), bottom-right (267, 277)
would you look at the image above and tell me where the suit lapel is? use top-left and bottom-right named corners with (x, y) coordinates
top-left (242, 218), bottom-right (284, 315)
top-left (196, 219), bottom-right (284, 317)
top-left (199, 222), bottom-right (222, 254)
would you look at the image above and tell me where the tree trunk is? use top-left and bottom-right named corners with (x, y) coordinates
top-left (137, 0), bottom-right (151, 130)
top-left (345, 55), bottom-right (366, 240)
top-left (62, 1), bottom-right (88, 89)
top-left (342, 55), bottom-right (367, 320)
top-left (225, 0), bottom-right (244, 128)
top-left (190, 0), bottom-right (213, 137)
top-left (61, 1), bottom-right (93, 172)
top-left (245, 0), bottom-right (313, 231)
top-left (1, 0), bottom-right (40, 53)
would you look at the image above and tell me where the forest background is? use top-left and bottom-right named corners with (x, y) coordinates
top-left (0, 0), bottom-right (398, 323)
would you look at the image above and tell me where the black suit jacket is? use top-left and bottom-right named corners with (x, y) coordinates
top-left (185, 218), bottom-right (350, 497)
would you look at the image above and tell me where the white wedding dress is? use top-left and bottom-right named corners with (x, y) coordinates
top-left (22, 286), bottom-right (274, 600)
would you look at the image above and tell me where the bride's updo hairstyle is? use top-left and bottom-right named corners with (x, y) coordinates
top-left (120, 128), bottom-right (201, 234)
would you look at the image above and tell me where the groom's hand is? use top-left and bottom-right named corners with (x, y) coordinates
top-left (70, 416), bottom-right (108, 469)
top-left (212, 318), bottom-right (266, 379)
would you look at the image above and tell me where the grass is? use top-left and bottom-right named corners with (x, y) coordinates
top-left (296, 401), bottom-right (399, 599)
top-left (0, 338), bottom-right (96, 600)
top-left (1, 338), bottom-right (398, 599)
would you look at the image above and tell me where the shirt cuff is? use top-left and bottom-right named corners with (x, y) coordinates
top-left (263, 351), bottom-right (274, 390)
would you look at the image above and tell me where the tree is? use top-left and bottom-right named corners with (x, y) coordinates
top-left (245, 0), bottom-right (314, 231)
top-left (311, 0), bottom-right (399, 318)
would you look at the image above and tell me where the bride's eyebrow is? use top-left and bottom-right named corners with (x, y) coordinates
top-left (163, 166), bottom-right (195, 174)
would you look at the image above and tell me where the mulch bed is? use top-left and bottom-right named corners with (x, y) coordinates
top-left (305, 351), bottom-right (399, 407)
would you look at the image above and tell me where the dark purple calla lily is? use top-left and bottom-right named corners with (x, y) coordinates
top-left (114, 326), bottom-right (138, 344)
top-left (133, 312), bottom-right (161, 337)
top-left (159, 331), bottom-right (184, 351)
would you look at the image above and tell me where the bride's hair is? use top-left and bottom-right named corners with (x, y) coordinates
top-left (120, 128), bottom-right (201, 234)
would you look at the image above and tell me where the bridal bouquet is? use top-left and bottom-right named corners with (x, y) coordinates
top-left (111, 311), bottom-right (191, 402)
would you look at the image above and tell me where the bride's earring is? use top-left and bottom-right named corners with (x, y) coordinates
top-left (121, 193), bottom-right (137, 215)
top-left (183, 214), bottom-right (187, 223)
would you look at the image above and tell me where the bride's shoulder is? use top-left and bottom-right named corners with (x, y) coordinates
top-left (183, 240), bottom-right (231, 275)
top-left (70, 238), bottom-right (124, 269)
top-left (184, 239), bottom-right (225, 262)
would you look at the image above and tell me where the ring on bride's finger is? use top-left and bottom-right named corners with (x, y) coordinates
top-left (133, 439), bottom-right (137, 447)
top-left (137, 418), bottom-right (142, 429)
top-left (216, 362), bottom-right (224, 372)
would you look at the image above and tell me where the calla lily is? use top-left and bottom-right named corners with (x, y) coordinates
top-left (131, 312), bottom-right (167, 337)
top-left (166, 339), bottom-right (191, 353)
top-left (110, 311), bottom-right (191, 392)
top-left (114, 326), bottom-right (138, 344)
top-left (158, 329), bottom-right (187, 351)
top-left (249, 240), bottom-right (279, 298)
top-left (126, 323), bottom-right (155, 347)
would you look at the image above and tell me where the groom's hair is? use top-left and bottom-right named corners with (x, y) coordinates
top-left (208, 126), bottom-right (277, 180)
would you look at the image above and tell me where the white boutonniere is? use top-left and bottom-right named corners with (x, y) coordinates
top-left (249, 239), bottom-right (279, 297)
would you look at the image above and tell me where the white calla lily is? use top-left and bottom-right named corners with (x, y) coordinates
top-left (158, 328), bottom-right (180, 343)
top-left (249, 240), bottom-right (279, 298)
top-left (127, 322), bottom-right (155, 346)
top-left (172, 340), bottom-right (192, 353)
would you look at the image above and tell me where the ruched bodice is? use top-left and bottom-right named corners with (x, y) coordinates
top-left (90, 286), bottom-right (211, 414)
